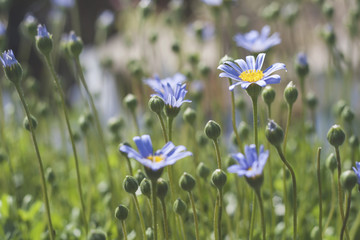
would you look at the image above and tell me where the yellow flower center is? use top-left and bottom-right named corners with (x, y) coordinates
top-left (147, 155), bottom-right (164, 163)
top-left (239, 70), bottom-right (264, 83)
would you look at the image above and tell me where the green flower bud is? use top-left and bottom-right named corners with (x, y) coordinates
top-left (140, 178), bottom-right (151, 198)
top-left (88, 229), bottom-right (107, 240)
top-left (148, 96), bottom-right (164, 114)
top-left (0, 149), bottom-right (8, 164)
top-left (204, 120), bottom-right (221, 140)
top-left (115, 204), bottom-right (129, 221)
top-left (238, 121), bottom-right (250, 140)
top-left (322, 1), bottom-right (334, 19)
top-left (262, 85), bottom-right (276, 106)
top-left (23, 115), bottom-right (38, 131)
top-left (45, 168), bottom-right (55, 184)
top-left (3, 61), bottom-right (23, 85)
top-left (100, 57), bottom-right (113, 70)
top-left (36, 35), bottom-right (53, 57)
top-left (149, 32), bottom-right (158, 44)
top-left (179, 172), bottom-right (196, 192)
top-left (349, 135), bottom-right (359, 149)
top-left (341, 106), bottom-right (354, 123)
top-left (325, 153), bottom-right (337, 172)
top-left (196, 162), bottom-right (210, 179)
top-left (199, 63), bottom-right (211, 78)
top-left (108, 116), bottom-right (124, 133)
top-left (284, 81), bottom-right (298, 106)
top-left (261, 2), bottom-right (280, 21)
top-left (22, 15), bottom-right (38, 38)
top-left (123, 175), bottom-right (138, 194)
top-left (235, 15), bottom-right (249, 31)
top-left (340, 170), bottom-right (357, 191)
top-left (78, 114), bottom-right (90, 133)
top-left (171, 41), bottom-right (180, 53)
top-left (188, 53), bottom-right (199, 66)
top-left (156, 178), bottom-right (168, 199)
top-left (196, 132), bottom-right (208, 147)
top-left (72, 131), bottom-right (82, 142)
top-left (124, 94), bottom-right (137, 112)
top-left (211, 169), bottom-right (227, 189)
top-left (333, 100), bottom-right (347, 118)
top-left (235, 96), bottom-right (246, 111)
top-left (305, 121), bottom-right (315, 135)
top-left (173, 198), bottom-right (187, 215)
top-left (135, 169), bottom-right (146, 185)
top-left (146, 227), bottom-right (154, 240)
top-left (266, 120), bottom-right (284, 147)
top-left (68, 31), bottom-right (83, 58)
top-left (306, 92), bottom-right (318, 110)
top-left (219, 55), bottom-right (234, 65)
top-left (321, 24), bottom-right (336, 46)
top-left (295, 53), bottom-right (309, 79)
top-left (327, 124), bottom-right (345, 147)
top-left (183, 107), bottom-right (196, 125)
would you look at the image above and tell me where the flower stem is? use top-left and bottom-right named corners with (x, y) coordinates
top-left (151, 179), bottom-right (158, 240)
top-left (14, 84), bottom-right (55, 240)
top-left (214, 194), bottom-right (219, 240)
top-left (44, 55), bottom-right (88, 234)
top-left (157, 112), bottom-right (168, 143)
top-left (323, 172), bottom-right (336, 233)
top-left (255, 188), bottom-right (266, 240)
top-left (341, 191), bottom-right (352, 240)
top-left (188, 191), bottom-right (200, 240)
top-left (213, 140), bottom-right (222, 169)
top-left (283, 104), bottom-right (293, 152)
top-left (275, 145), bottom-right (297, 240)
top-left (217, 189), bottom-right (223, 239)
top-left (132, 194), bottom-right (147, 240)
top-left (252, 96), bottom-right (259, 153)
top-left (167, 116), bottom-right (174, 142)
top-left (160, 199), bottom-right (169, 240)
top-left (316, 147), bottom-right (323, 240)
top-left (228, 78), bottom-right (243, 150)
top-left (121, 221), bottom-right (128, 240)
top-left (249, 192), bottom-right (256, 240)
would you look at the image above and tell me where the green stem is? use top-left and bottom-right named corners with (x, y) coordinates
top-left (131, 110), bottom-right (140, 136)
top-left (157, 113), bottom-right (168, 143)
top-left (341, 191), bottom-right (352, 240)
top-left (132, 194), bottom-right (147, 240)
top-left (14, 84), bottom-right (55, 240)
top-left (213, 140), bottom-right (222, 169)
top-left (217, 189), bottom-right (223, 240)
top-left (214, 194), bottom-right (219, 240)
top-left (44, 55), bottom-right (88, 234)
top-left (267, 104), bottom-right (272, 119)
top-left (249, 192), bottom-right (256, 240)
top-left (316, 147), bottom-right (323, 240)
top-left (228, 78), bottom-right (242, 150)
top-left (275, 145), bottom-right (297, 240)
top-left (121, 221), bottom-right (128, 240)
top-left (125, 156), bottom-right (133, 176)
top-left (255, 188), bottom-right (266, 240)
top-left (251, 96), bottom-right (259, 153)
top-left (167, 117), bottom-right (173, 142)
top-left (179, 216), bottom-right (186, 240)
top-left (188, 191), bottom-right (200, 240)
top-left (283, 104), bottom-right (293, 152)
top-left (323, 172), bottom-right (336, 233)
top-left (160, 199), bottom-right (169, 240)
top-left (151, 180), bottom-right (158, 240)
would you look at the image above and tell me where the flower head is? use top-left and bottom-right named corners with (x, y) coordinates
top-left (144, 73), bottom-right (186, 90)
top-left (0, 50), bottom-right (18, 68)
top-left (296, 52), bottom-right (308, 67)
top-left (0, 21), bottom-right (6, 36)
top-left (0, 50), bottom-right (23, 84)
top-left (218, 53), bottom-right (286, 90)
top-left (233, 25), bottom-right (281, 53)
top-left (37, 24), bottom-right (51, 39)
top-left (119, 135), bottom-right (192, 171)
top-left (352, 162), bottom-right (360, 185)
top-left (228, 144), bottom-right (269, 178)
top-left (202, 0), bottom-right (222, 6)
top-left (52, 0), bottom-right (75, 8)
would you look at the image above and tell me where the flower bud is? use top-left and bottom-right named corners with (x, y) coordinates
top-left (135, 169), bottom-right (146, 185)
top-left (68, 31), bottom-right (83, 58)
top-left (144, 113), bottom-right (153, 128)
top-left (1, 50), bottom-right (23, 84)
top-left (211, 169), bottom-right (227, 189)
top-left (199, 63), bottom-right (211, 78)
top-left (45, 168), bottom-right (55, 184)
top-left (78, 114), bottom-right (90, 133)
top-left (295, 52), bottom-right (309, 78)
top-left (179, 172), bottom-right (196, 192)
top-left (183, 107), bottom-right (196, 125)
top-left (204, 120), bottom-right (221, 140)
top-left (349, 135), bottom-right (359, 149)
top-left (188, 53), bottom-right (199, 66)
top-left (140, 178), bottom-right (151, 198)
top-left (265, 120), bottom-right (284, 147)
top-left (306, 92), bottom-right (318, 110)
top-left (341, 106), bottom-right (354, 123)
top-left (196, 162), bottom-right (210, 179)
top-left (325, 153), bottom-right (337, 172)
top-left (196, 132), bottom-right (208, 147)
top-left (149, 32), bottom-right (158, 44)
top-left (284, 81), bottom-right (298, 106)
top-left (124, 94), bottom-right (137, 112)
top-left (21, 15), bottom-right (38, 38)
top-left (148, 96), bottom-right (164, 114)
top-left (108, 116), bottom-right (124, 133)
top-left (340, 170), bottom-right (357, 191)
top-left (115, 204), bottom-right (129, 221)
top-left (88, 229), bottom-right (107, 240)
top-left (171, 41), bottom-right (180, 53)
top-left (156, 178), bottom-right (168, 199)
top-left (35, 24), bottom-right (53, 56)
top-left (321, 24), bottom-right (336, 46)
top-left (322, 1), bottom-right (334, 19)
top-left (219, 55), bottom-right (234, 65)
top-left (333, 100), bottom-right (347, 118)
top-left (238, 121), bottom-right (250, 140)
top-left (146, 227), bottom-right (154, 240)
top-left (23, 115), bottom-right (38, 131)
top-left (123, 175), bottom-right (138, 194)
top-left (327, 124), bottom-right (345, 147)
top-left (262, 85), bottom-right (276, 106)
top-left (173, 198), bottom-right (187, 215)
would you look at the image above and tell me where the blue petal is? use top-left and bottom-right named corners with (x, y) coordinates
top-left (134, 135), bottom-right (153, 157)
top-left (263, 63), bottom-right (287, 76)
top-left (255, 53), bottom-right (266, 70)
top-left (119, 145), bottom-right (143, 161)
top-left (234, 59), bottom-right (249, 72)
top-left (255, 80), bottom-right (267, 87)
top-left (224, 61), bottom-right (243, 74)
top-left (240, 82), bottom-right (252, 89)
top-left (246, 56), bottom-right (256, 70)
top-left (218, 64), bottom-right (239, 77)
top-left (263, 75), bottom-right (281, 84)
top-left (219, 72), bottom-right (240, 81)
top-left (229, 81), bottom-right (243, 91)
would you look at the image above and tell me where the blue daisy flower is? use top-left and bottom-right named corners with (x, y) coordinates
top-left (144, 73), bottom-right (186, 90)
top-left (218, 53), bottom-right (286, 90)
top-left (37, 24), bottom-right (51, 39)
top-left (353, 162), bottom-right (360, 185)
top-left (119, 135), bottom-right (192, 171)
top-left (233, 25), bottom-right (281, 53)
top-left (0, 50), bottom-right (18, 68)
top-left (228, 144), bottom-right (269, 178)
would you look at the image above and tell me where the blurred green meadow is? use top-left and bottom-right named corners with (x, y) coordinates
top-left (1, 0), bottom-right (360, 239)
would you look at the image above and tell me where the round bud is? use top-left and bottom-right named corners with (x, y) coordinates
top-left (295, 52), bottom-right (309, 78)
top-left (36, 36), bottom-right (53, 57)
top-left (149, 32), bottom-right (158, 44)
top-left (284, 81), bottom-right (298, 106)
top-left (78, 115), bottom-right (90, 133)
top-left (173, 198), bottom-right (187, 215)
top-left (108, 116), bottom-right (124, 133)
top-left (148, 96), bottom-right (164, 114)
top-left (340, 170), bottom-right (357, 191)
top-left (88, 229), bottom-right (107, 240)
top-left (146, 227), bottom-right (154, 240)
top-left (199, 63), bottom-right (211, 78)
top-left (341, 106), bottom-right (354, 123)
top-left (124, 94), bottom-right (137, 112)
top-left (68, 31), bottom-right (83, 58)
top-left (144, 112), bottom-right (154, 128)
top-left (135, 169), bottom-right (146, 185)
top-left (188, 53), bottom-right (199, 66)
top-left (45, 168), bottom-right (55, 184)
top-left (321, 24), bottom-right (336, 46)
top-left (183, 107), bottom-right (196, 125)
top-left (179, 172), bottom-right (196, 192)
top-left (333, 100), bottom-right (347, 118)
top-left (349, 135), bottom-right (359, 149)
top-left (123, 175), bottom-right (138, 194)
top-left (211, 169), bottom-right (227, 189)
top-left (115, 204), bottom-right (129, 221)
top-left (265, 120), bottom-right (284, 147)
top-left (219, 55), bottom-right (234, 65)
top-left (156, 178), bottom-right (168, 199)
top-left (196, 162), bottom-right (210, 179)
top-left (204, 120), bottom-right (221, 140)
top-left (262, 85), bottom-right (276, 106)
top-left (4, 62), bottom-right (23, 85)
top-left (196, 132), bottom-right (208, 147)
top-left (171, 41), bottom-right (180, 53)
top-left (22, 15), bottom-right (38, 38)
top-left (140, 178), bottom-right (151, 198)
top-left (322, 2), bottom-right (334, 19)
top-left (325, 153), bottom-right (337, 172)
top-left (327, 124), bottom-right (345, 147)
top-left (23, 115), bottom-right (38, 131)
top-left (235, 97), bottom-right (246, 111)
top-left (306, 92), bottom-right (318, 110)
top-left (238, 121), bottom-right (250, 140)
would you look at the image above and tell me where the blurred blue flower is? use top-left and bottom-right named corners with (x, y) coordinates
top-left (0, 50), bottom-right (18, 68)
top-left (353, 162), bottom-right (360, 185)
top-left (97, 10), bottom-right (115, 28)
top-left (296, 52), bottom-right (308, 67)
top-left (119, 135), bottom-right (192, 171)
top-left (233, 25), bottom-right (281, 53)
top-left (144, 73), bottom-right (186, 90)
top-left (202, 0), bottom-right (222, 6)
top-left (0, 21), bottom-right (6, 36)
top-left (52, 0), bottom-right (74, 8)
top-left (228, 144), bottom-right (269, 178)
top-left (37, 24), bottom-right (51, 38)
top-left (218, 53), bottom-right (286, 90)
